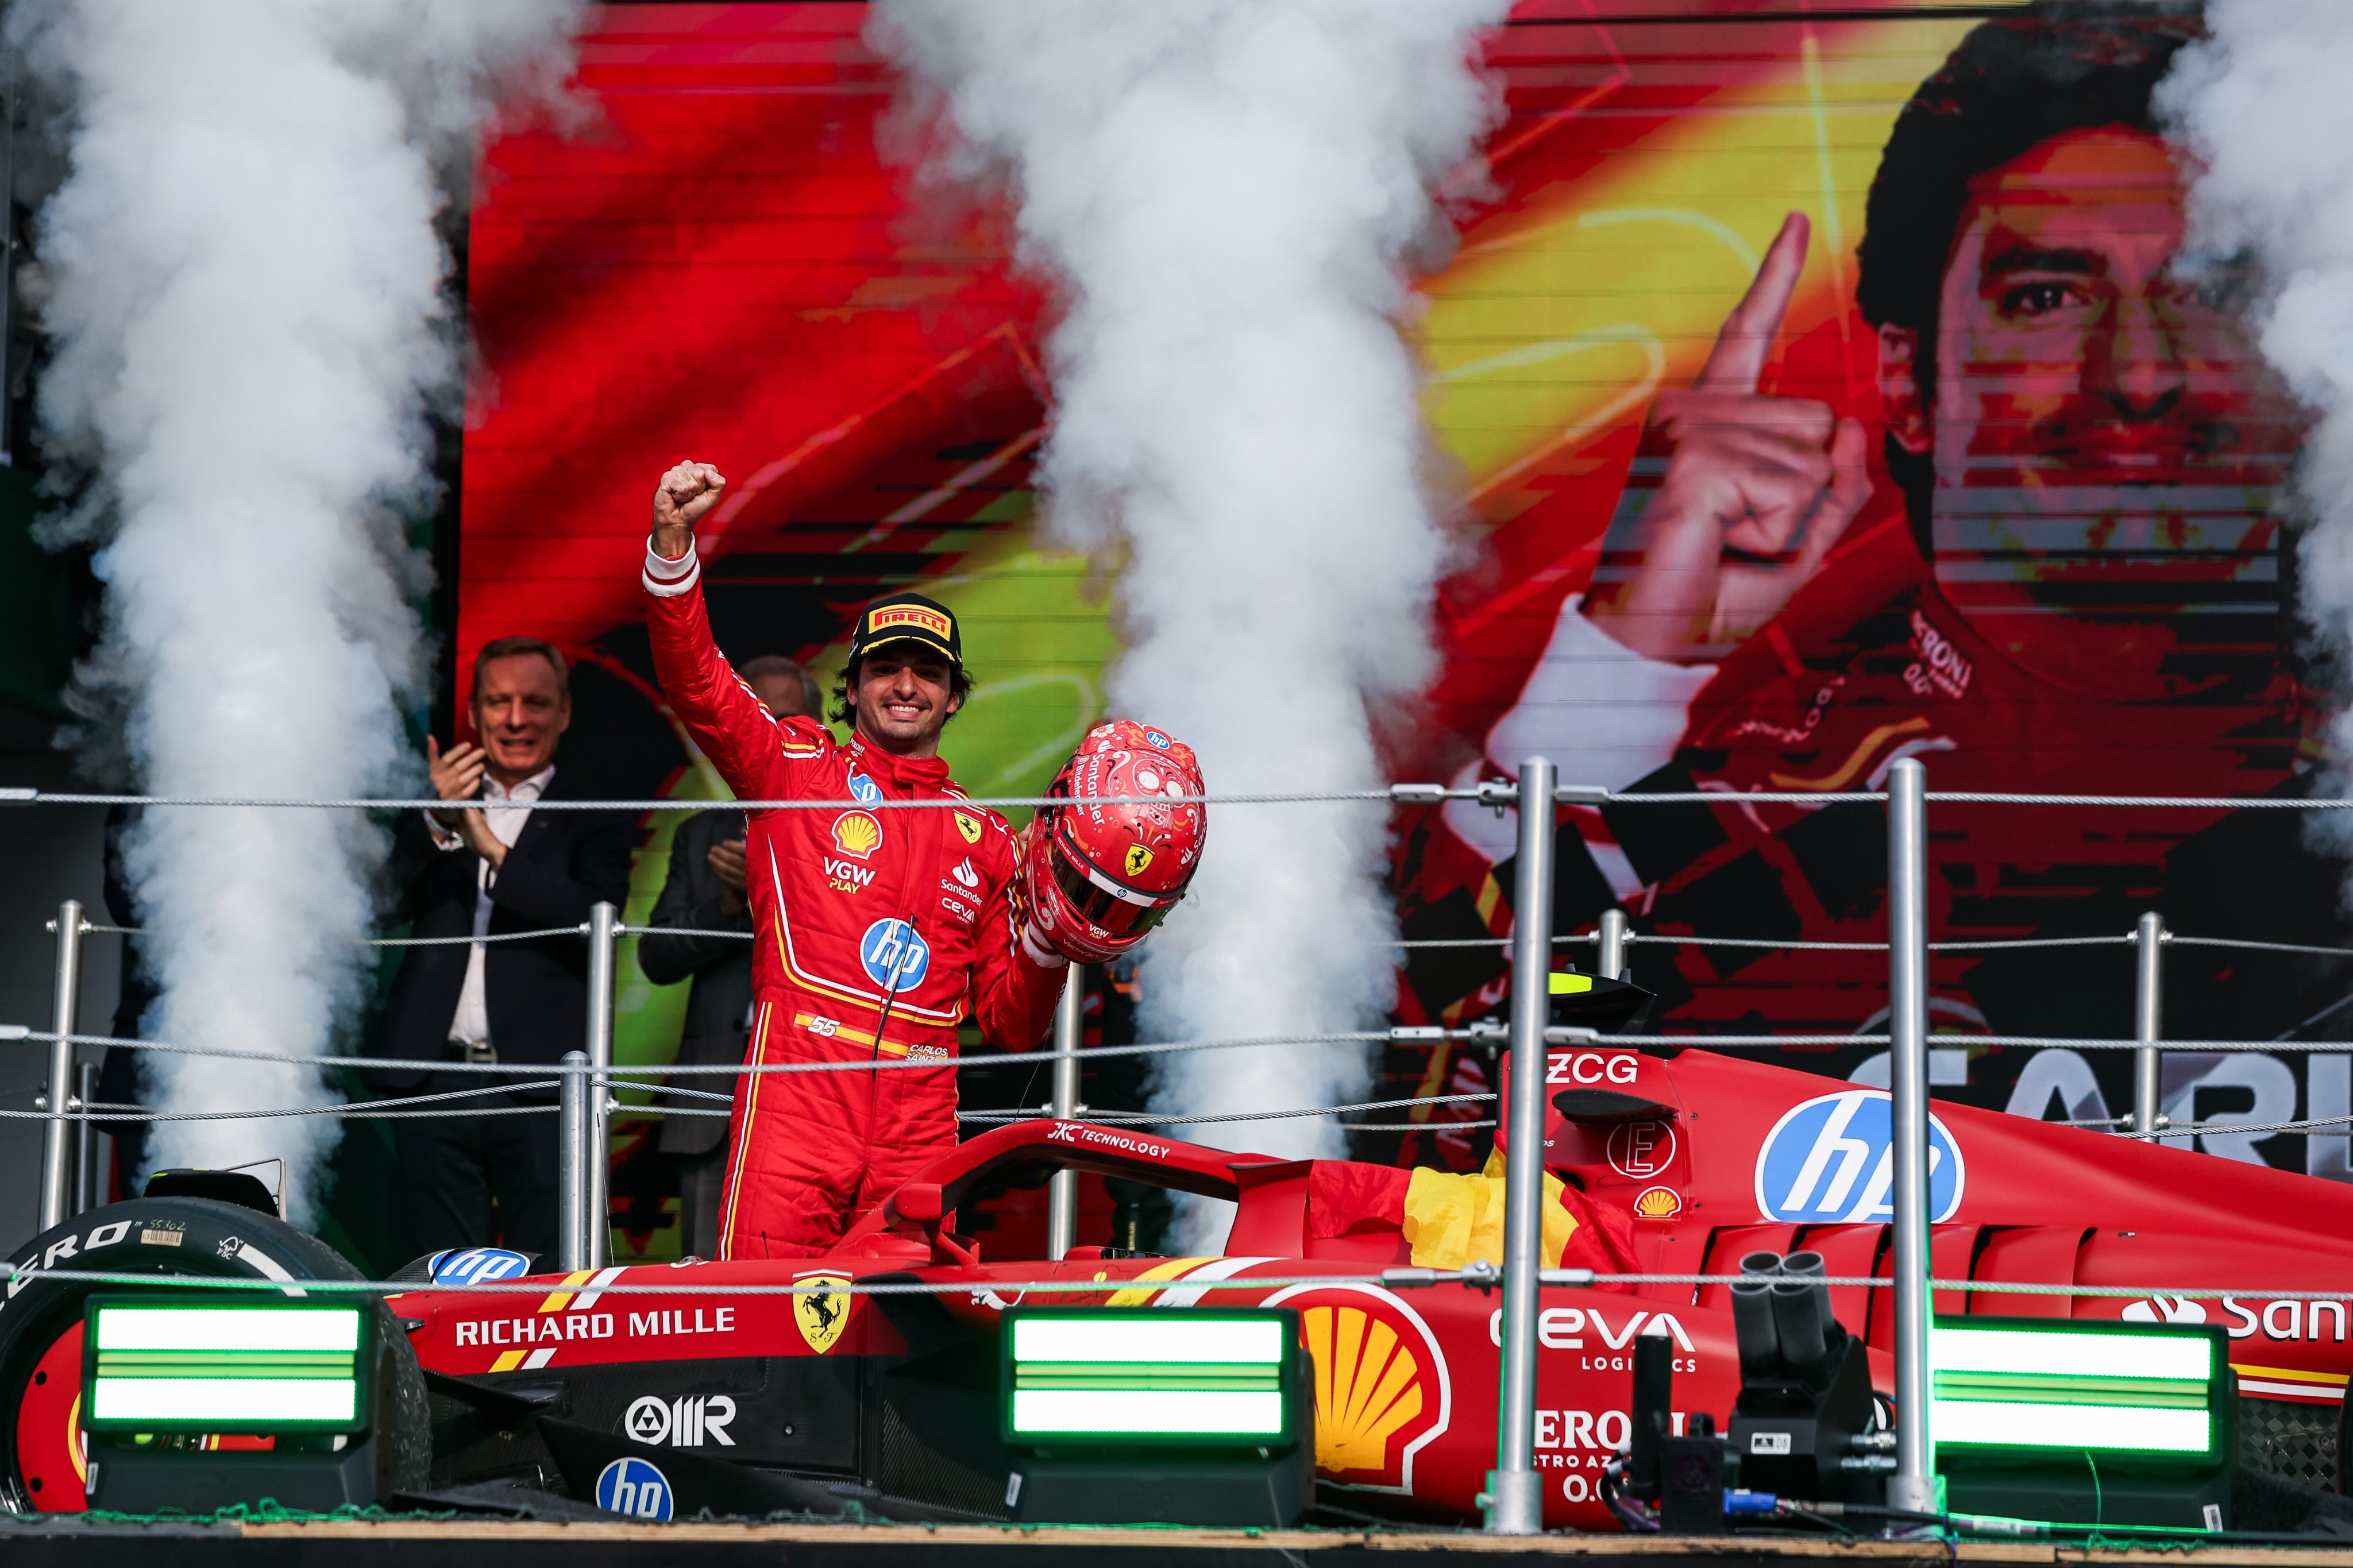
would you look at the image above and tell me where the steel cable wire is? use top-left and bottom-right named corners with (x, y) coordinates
top-left (68, 920), bottom-right (2348, 960)
top-left (2, 1079), bottom-right (565, 1122)
top-left (5, 1026), bottom-right (1395, 1076)
top-left (34, 785), bottom-right (2353, 812)
top-left (1, 1261), bottom-right (2335, 1304)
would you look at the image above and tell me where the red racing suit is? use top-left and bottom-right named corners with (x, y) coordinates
top-left (643, 540), bottom-right (1067, 1257)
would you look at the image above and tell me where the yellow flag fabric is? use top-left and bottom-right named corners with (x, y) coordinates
top-left (1399, 1149), bottom-right (1578, 1270)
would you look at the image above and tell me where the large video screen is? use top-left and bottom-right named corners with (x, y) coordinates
top-left (462, 0), bottom-right (2350, 1234)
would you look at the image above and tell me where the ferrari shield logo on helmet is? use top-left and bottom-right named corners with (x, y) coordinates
top-left (954, 811), bottom-right (982, 845)
top-left (1124, 844), bottom-right (1154, 878)
top-left (795, 1273), bottom-right (852, 1353)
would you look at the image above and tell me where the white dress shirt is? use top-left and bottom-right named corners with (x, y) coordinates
top-left (430, 764), bottom-right (556, 1048)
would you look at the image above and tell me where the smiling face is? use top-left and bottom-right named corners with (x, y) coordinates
top-left (1879, 127), bottom-right (2303, 699)
top-left (853, 642), bottom-right (960, 756)
top-left (471, 652), bottom-right (571, 783)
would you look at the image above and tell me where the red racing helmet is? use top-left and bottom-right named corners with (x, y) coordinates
top-left (1022, 720), bottom-right (1206, 964)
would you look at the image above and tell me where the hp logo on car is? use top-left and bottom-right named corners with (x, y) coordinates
top-left (426, 1248), bottom-right (534, 1285)
top-left (595, 1455), bottom-right (674, 1521)
top-left (1753, 1090), bottom-right (1965, 1225)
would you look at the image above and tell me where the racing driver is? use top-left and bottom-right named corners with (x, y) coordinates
top-left (641, 459), bottom-right (1070, 1258)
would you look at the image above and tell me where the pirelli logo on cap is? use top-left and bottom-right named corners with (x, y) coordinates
top-left (868, 605), bottom-right (951, 639)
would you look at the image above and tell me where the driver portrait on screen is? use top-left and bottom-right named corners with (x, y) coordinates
top-left (1411, 3), bottom-right (2305, 1041)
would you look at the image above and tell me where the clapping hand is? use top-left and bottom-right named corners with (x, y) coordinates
top-left (426, 735), bottom-right (507, 867)
top-left (709, 837), bottom-right (749, 917)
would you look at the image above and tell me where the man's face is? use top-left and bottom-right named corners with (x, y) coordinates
top-left (1882, 126), bottom-right (2302, 698)
top-left (471, 654), bottom-right (570, 781)
top-left (854, 643), bottom-right (959, 754)
top-left (746, 671), bottom-right (808, 721)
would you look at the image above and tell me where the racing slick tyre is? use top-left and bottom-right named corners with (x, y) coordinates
top-left (0, 1196), bottom-right (431, 1512)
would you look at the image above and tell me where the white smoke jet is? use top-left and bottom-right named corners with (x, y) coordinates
top-left (15, 0), bottom-right (578, 1221)
top-left (2163, 1), bottom-right (2353, 870)
top-left (871, 0), bottom-right (1506, 1188)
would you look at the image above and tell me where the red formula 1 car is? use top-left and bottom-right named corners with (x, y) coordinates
top-left (6, 1044), bottom-right (2353, 1526)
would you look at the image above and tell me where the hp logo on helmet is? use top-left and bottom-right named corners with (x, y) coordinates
top-left (859, 918), bottom-right (931, 992)
top-left (1753, 1091), bottom-right (1965, 1224)
top-left (595, 1455), bottom-right (674, 1521)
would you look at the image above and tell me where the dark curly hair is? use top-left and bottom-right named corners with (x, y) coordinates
top-left (1853, 1), bottom-right (2204, 544)
top-left (828, 652), bottom-right (978, 729)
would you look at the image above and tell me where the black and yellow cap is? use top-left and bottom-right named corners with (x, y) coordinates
top-left (848, 591), bottom-right (961, 669)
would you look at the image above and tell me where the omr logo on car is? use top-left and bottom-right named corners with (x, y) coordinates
top-left (1753, 1091), bottom-right (1964, 1224)
top-left (595, 1455), bottom-right (673, 1520)
top-left (427, 1248), bottom-right (533, 1286)
top-left (624, 1393), bottom-right (737, 1447)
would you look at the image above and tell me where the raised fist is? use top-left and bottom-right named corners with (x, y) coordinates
top-left (1583, 213), bottom-right (1870, 663)
top-left (651, 460), bottom-right (727, 559)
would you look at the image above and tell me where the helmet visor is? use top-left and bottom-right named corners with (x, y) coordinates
top-left (1050, 845), bottom-right (1179, 937)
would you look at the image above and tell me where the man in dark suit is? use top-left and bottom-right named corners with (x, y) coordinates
top-left (374, 635), bottom-right (634, 1258)
top-left (638, 655), bottom-right (819, 1259)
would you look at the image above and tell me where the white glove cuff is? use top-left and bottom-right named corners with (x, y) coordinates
top-left (643, 535), bottom-right (701, 597)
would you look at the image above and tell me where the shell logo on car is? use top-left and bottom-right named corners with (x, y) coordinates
top-left (1264, 1282), bottom-right (1452, 1497)
top-left (1302, 1305), bottom-right (1422, 1473)
top-left (1631, 1185), bottom-right (1683, 1221)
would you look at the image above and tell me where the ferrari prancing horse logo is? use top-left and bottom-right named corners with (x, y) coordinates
top-left (954, 812), bottom-right (982, 845)
top-left (795, 1274), bottom-right (851, 1353)
top-left (1124, 844), bottom-right (1154, 878)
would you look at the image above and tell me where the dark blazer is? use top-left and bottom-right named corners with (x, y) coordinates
top-left (371, 768), bottom-right (636, 1088)
top-left (637, 809), bottom-right (753, 1156)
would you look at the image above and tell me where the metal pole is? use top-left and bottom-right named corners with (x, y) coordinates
top-left (584, 902), bottom-right (618, 1269)
top-left (1487, 756), bottom-right (1556, 1536)
top-left (39, 900), bottom-right (83, 1232)
top-left (2132, 912), bottom-right (2165, 1141)
top-left (1046, 964), bottom-right (1086, 1261)
top-left (72, 1060), bottom-right (98, 1216)
top-left (1596, 907), bottom-right (1628, 982)
top-left (1885, 758), bottom-right (1936, 1515)
top-left (557, 1050), bottom-right (591, 1273)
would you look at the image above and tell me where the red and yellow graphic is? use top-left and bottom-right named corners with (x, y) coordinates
top-left (866, 604), bottom-right (952, 640)
top-left (460, 4), bottom-right (2337, 1226)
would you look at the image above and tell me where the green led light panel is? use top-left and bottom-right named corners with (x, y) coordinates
top-left (1002, 1308), bottom-right (1297, 1448)
top-left (1935, 1400), bottom-right (2212, 1454)
top-left (1934, 1325), bottom-right (2212, 1384)
top-left (1011, 1314), bottom-right (1284, 1368)
top-left (1928, 1317), bottom-right (2226, 1466)
top-left (83, 1300), bottom-right (370, 1434)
